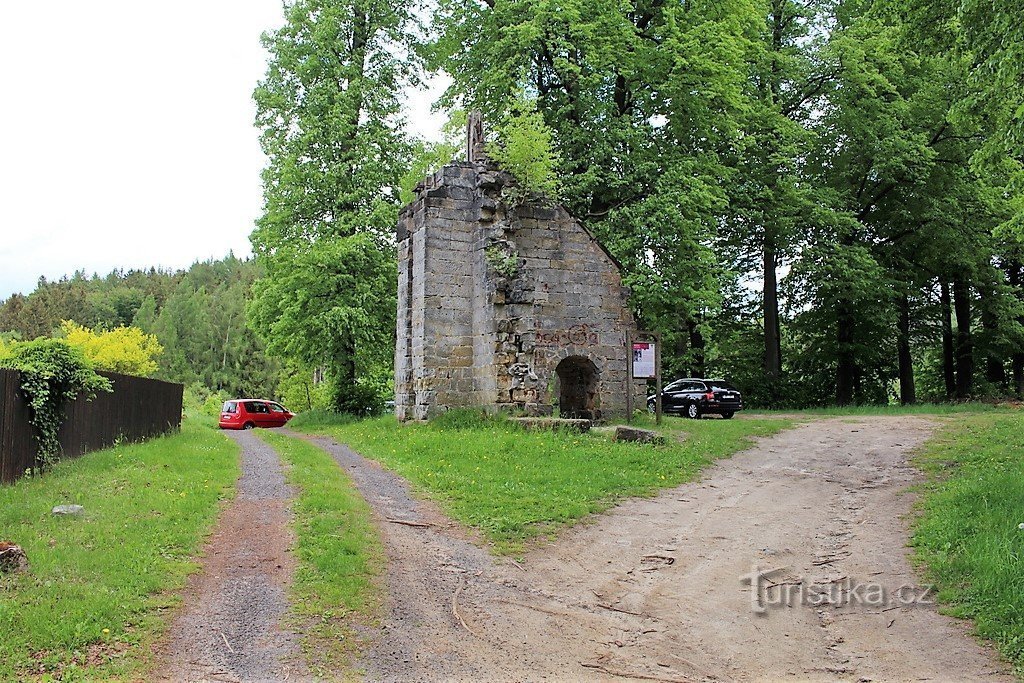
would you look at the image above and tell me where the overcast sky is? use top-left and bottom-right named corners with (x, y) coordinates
top-left (0, 1), bottom-right (446, 301)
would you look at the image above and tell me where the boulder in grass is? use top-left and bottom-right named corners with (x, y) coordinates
top-left (52, 504), bottom-right (85, 516)
top-left (510, 417), bottom-right (592, 433)
top-left (0, 541), bottom-right (28, 574)
top-left (614, 426), bottom-right (666, 445)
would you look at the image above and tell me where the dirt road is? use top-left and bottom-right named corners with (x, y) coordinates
top-left (306, 416), bottom-right (1012, 682)
top-left (156, 431), bottom-right (309, 683)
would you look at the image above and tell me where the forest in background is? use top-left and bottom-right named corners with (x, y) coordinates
top-left (0, 257), bottom-right (288, 407)
top-left (3, 0), bottom-right (1022, 410)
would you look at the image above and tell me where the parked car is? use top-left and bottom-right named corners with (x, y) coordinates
top-left (219, 399), bottom-right (295, 430)
top-left (647, 378), bottom-right (744, 419)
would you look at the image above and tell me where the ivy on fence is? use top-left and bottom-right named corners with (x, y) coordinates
top-left (0, 339), bottom-right (111, 469)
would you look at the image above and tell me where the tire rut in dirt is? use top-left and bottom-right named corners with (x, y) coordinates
top-left (156, 431), bottom-right (309, 683)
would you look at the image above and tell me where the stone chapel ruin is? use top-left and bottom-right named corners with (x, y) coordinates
top-left (394, 114), bottom-right (638, 421)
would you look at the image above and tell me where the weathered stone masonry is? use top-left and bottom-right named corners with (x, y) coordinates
top-left (394, 160), bottom-right (637, 421)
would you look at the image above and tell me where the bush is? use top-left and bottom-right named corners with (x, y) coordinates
top-left (59, 320), bottom-right (163, 377)
top-left (277, 364), bottom-right (332, 412)
top-left (0, 339), bottom-right (111, 467)
top-left (486, 98), bottom-right (560, 204)
top-left (329, 378), bottom-right (384, 416)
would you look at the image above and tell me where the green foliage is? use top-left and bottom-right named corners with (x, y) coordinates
top-left (60, 320), bottom-right (163, 377)
top-left (399, 114), bottom-right (464, 205)
top-left (292, 414), bottom-right (791, 554)
top-left (250, 0), bottom-right (414, 411)
top-left (427, 0), bottom-right (1024, 409)
top-left (0, 339), bottom-right (112, 467)
top-left (276, 363), bottom-right (332, 413)
top-left (486, 100), bottom-right (560, 202)
top-left (484, 244), bottom-right (520, 278)
top-left (912, 412), bottom-right (1024, 673)
top-left (328, 376), bottom-right (385, 416)
top-left (248, 234), bottom-right (396, 415)
top-left (0, 256), bottom-right (280, 399)
top-left (255, 431), bottom-right (382, 676)
top-left (0, 419), bottom-right (239, 679)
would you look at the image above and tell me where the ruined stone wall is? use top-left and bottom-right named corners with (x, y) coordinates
top-left (395, 160), bottom-right (636, 421)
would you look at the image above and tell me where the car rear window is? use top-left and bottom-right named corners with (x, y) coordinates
top-left (222, 401), bottom-right (237, 414)
top-left (708, 381), bottom-right (738, 392)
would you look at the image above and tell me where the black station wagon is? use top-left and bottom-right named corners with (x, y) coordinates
top-left (647, 378), bottom-right (744, 419)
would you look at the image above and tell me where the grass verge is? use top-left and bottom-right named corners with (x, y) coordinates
top-left (911, 411), bottom-right (1024, 674)
top-left (290, 410), bottom-right (791, 554)
top-left (0, 418), bottom-right (239, 682)
top-left (255, 430), bottom-right (383, 679)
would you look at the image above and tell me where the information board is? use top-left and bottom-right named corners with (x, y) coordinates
top-left (632, 342), bottom-right (656, 379)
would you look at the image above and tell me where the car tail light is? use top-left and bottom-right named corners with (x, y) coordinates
top-left (705, 391), bottom-right (715, 401)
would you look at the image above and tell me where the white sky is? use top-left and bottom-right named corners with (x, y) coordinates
top-left (0, 1), bottom-right (447, 301)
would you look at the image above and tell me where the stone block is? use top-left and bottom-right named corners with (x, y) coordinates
top-left (614, 426), bottom-right (666, 445)
top-left (511, 417), bottom-right (591, 433)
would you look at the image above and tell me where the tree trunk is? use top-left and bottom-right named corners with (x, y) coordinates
top-left (952, 279), bottom-right (973, 399)
top-left (674, 322), bottom-right (689, 378)
top-left (836, 300), bottom-right (855, 406)
top-left (978, 283), bottom-right (1007, 386)
top-left (1007, 263), bottom-right (1024, 398)
top-left (763, 241), bottom-right (782, 380)
top-left (897, 294), bottom-right (916, 405)
top-left (940, 282), bottom-right (956, 399)
top-left (688, 319), bottom-right (706, 378)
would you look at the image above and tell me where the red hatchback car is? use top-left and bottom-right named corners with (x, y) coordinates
top-left (219, 399), bottom-right (295, 430)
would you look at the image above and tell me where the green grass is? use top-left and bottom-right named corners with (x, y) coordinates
top-left (0, 417), bottom-right (239, 682)
top-left (255, 430), bottom-right (383, 679)
top-left (911, 411), bottom-right (1024, 675)
top-left (290, 410), bottom-right (792, 554)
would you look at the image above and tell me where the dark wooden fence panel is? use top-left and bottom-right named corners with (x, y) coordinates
top-left (0, 369), bottom-right (183, 484)
top-left (0, 369), bottom-right (37, 483)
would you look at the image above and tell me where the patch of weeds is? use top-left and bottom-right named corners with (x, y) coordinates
top-left (255, 431), bottom-right (383, 679)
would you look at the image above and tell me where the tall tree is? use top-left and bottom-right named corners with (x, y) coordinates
top-left (722, 0), bottom-right (829, 400)
top-left (249, 0), bottom-right (416, 411)
top-left (431, 0), bottom-right (759, 377)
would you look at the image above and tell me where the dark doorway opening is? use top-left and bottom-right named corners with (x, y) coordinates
top-left (556, 356), bottom-right (600, 419)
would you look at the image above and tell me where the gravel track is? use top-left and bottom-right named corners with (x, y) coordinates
top-left (299, 417), bottom-right (1013, 682)
top-left (155, 430), bottom-right (310, 683)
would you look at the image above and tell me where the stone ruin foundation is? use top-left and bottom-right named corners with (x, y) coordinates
top-left (394, 138), bottom-right (637, 421)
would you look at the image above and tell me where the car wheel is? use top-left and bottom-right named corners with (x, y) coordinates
top-left (721, 411), bottom-right (735, 419)
top-left (647, 400), bottom-right (656, 414)
top-left (686, 403), bottom-right (701, 419)
top-left (243, 422), bottom-right (256, 430)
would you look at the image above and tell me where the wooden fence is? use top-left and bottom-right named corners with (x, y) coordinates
top-left (0, 369), bottom-right (183, 484)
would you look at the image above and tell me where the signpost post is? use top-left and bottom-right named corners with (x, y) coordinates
top-left (627, 331), bottom-right (661, 425)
